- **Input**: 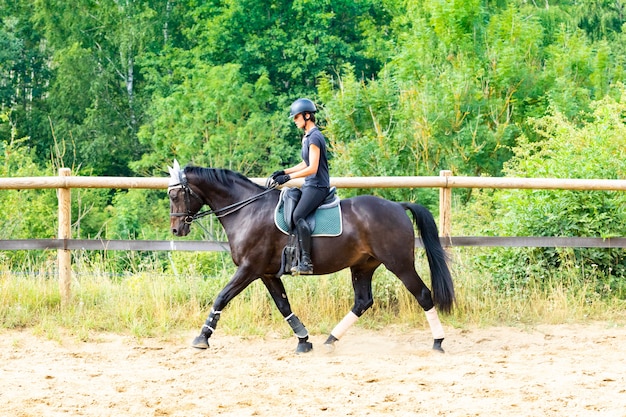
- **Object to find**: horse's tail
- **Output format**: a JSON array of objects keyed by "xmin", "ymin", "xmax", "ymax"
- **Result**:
[{"xmin": 401, "ymin": 202, "xmax": 455, "ymax": 313}]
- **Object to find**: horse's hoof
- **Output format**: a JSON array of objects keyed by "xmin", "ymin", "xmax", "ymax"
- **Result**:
[
  {"xmin": 296, "ymin": 341, "xmax": 313, "ymax": 353},
  {"xmin": 323, "ymin": 334, "xmax": 338, "ymax": 353},
  {"xmin": 191, "ymin": 335, "xmax": 209, "ymax": 349},
  {"xmin": 432, "ymin": 338, "xmax": 445, "ymax": 353}
]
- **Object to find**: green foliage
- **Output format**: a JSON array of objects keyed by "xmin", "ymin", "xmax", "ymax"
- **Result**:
[
  {"xmin": 134, "ymin": 63, "xmax": 291, "ymax": 176},
  {"xmin": 573, "ymin": 0, "xmax": 626, "ymax": 41},
  {"xmin": 0, "ymin": 164, "xmax": 55, "ymax": 239},
  {"xmin": 466, "ymin": 90, "xmax": 626, "ymax": 296},
  {"xmin": 318, "ymin": 64, "xmax": 438, "ymax": 205},
  {"xmin": 317, "ymin": 0, "xmax": 626, "ymax": 209},
  {"xmin": 30, "ymin": 0, "xmax": 173, "ymax": 175},
  {"xmin": 0, "ymin": 19, "xmax": 23, "ymax": 113},
  {"xmin": 184, "ymin": 0, "xmax": 391, "ymax": 96},
  {"xmin": 320, "ymin": 1, "xmax": 521, "ymax": 183},
  {"xmin": 0, "ymin": 130, "xmax": 57, "ymax": 269},
  {"xmin": 0, "ymin": 0, "xmax": 52, "ymax": 157},
  {"xmin": 105, "ymin": 190, "xmax": 170, "ymax": 240}
]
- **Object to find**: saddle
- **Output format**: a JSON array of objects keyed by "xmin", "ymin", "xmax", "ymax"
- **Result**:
[
  {"xmin": 274, "ymin": 187, "xmax": 342, "ymax": 277},
  {"xmin": 274, "ymin": 187, "xmax": 342, "ymax": 236}
]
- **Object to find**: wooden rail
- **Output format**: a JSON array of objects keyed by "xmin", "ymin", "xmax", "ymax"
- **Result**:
[
  {"xmin": 2, "ymin": 168, "xmax": 626, "ymax": 301},
  {"xmin": 3, "ymin": 173, "xmax": 626, "ymax": 190}
]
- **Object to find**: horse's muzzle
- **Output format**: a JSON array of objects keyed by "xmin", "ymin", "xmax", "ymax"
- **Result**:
[{"xmin": 171, "ymin": 221, "xmax": 190, "ymax": 237}]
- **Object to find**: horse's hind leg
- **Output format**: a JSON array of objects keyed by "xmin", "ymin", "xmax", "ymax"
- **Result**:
[
  {"xmin": 324, "ymin": 264, "xmax": 377, "ymax": 350},
  {"xmin": 388, "ymin": 265, "xmax": 446, "ymax": 353},
  {"xmin": 261, "ymin": 274, "xmax": 312, "ymax": 353}
]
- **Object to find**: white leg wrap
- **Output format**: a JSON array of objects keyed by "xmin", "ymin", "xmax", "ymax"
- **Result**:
[
  {"xmin": 425, "ymin": 307, "xmax": 445, "ymax": 340},
  {"xmin": 330, "ymin": 311, "xmax": 359, "ymax": 340}
]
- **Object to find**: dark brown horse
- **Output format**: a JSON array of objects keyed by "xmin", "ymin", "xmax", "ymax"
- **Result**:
[{"xmin": 168, "ymin": 161, "xmax": 455, "ymax": 353}]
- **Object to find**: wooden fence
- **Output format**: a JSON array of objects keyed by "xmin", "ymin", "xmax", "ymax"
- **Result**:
[{"xmin": 2, "ymin": 168, "xmax": 626, "ymax": 303}]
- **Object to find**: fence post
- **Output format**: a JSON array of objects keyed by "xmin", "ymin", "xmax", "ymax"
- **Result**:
[
  {"xmin": 439, "ymin": 170, "xmax": 452, "ymax": 244},
  {"xmin": 57, "ymin": 168, "xmax": 71, "ymax": 305}
]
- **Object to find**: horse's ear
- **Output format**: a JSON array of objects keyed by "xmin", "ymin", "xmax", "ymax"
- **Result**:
[
  {"xmin": 168, "ymin": 162, "xmax": 179, "ymax": 186},
  {"xmin": 173, "ymin": 159, "xmax": 181, "ymax": 172}
]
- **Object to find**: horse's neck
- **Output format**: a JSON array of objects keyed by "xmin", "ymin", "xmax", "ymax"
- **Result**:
[
  {"xmin": 193, "ymin": 173, "xmax": 276, "ymax": 243},
  {"xmin": 193, "ymin": 172, "xmax": 262, "ymax": 211}
]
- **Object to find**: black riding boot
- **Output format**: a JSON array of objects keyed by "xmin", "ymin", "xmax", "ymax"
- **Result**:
[{"xmin": 292, "ymin": 219, "xmax": 313, "ymax": 275}]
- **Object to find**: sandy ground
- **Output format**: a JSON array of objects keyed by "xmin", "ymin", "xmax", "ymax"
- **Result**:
[{"xmin": 1, "ymin": 323, "xmax": 625, "ymax": 417}]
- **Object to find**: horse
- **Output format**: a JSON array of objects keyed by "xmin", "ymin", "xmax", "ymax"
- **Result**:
[{"xmin": 167, "ymin": 161, "xmax": 455, "ymax": 353}]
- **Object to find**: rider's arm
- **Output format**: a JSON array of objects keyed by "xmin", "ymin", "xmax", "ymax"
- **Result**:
[
  {"xmin": 285, "ymin": 161, "xmax": 307, "ymax": 175},
  {"xmin": 286, "ymin": 144, "xmax": 320, "ymax": 179}
]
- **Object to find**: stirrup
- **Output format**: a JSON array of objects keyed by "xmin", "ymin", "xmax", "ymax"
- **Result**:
[
  {"xmin": 290, "ymin": 260, "xmax": 313, "ymax": 275},
  {"xmin": 297, "ymin": 260, "xmax": 313, "ymax": 275},
  {"xmin": 289, "ymin": 265, "xmax": 310, "ymax": 275}
]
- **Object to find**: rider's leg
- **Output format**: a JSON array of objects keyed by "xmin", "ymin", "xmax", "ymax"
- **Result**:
[
  {"xmin": 291, "ymin": 186, "xmax": 328, "ymax": 275},
  {"xmin": 295, "ymin": 218, "xmax": 313, "ymax": 274}
]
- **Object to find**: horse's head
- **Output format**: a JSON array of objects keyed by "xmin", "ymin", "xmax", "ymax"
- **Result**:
[{"xmin": 168, "ymin": 160, "xmax": 204, "ymax": 236}]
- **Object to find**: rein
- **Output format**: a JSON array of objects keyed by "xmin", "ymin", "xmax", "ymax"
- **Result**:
[{"xmin": 169, "ymin": 174, "xmax": 277, "ymax": 224}]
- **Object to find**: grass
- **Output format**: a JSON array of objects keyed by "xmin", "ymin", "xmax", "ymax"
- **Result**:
[{"xmin": 1, "ymin": 248, "xmax": 625, "ymax": 343}]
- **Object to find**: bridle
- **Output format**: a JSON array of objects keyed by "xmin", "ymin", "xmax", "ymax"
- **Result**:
[{"xmin": 168, "ymin": 170, "xmax": 277, "ymax": 224}]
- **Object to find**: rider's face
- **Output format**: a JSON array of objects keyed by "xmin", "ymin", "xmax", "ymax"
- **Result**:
[{"xmin": 293, "ymin": 113, "xmax": 305, "ymax": 129}]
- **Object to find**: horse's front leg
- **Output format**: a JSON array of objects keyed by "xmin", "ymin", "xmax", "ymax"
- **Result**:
[
  {"xmin": 192, "ymin": 267, "xmax": 258, "ymax": 349},
  {"xmin": 261, "ymin": 274, "xmax": 313, "ymax": 353}
]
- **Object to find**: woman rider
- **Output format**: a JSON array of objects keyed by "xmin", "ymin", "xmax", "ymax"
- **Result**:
[{"xmin": 271, "ymin": 98, "xmax": 330, "ymax": 275}]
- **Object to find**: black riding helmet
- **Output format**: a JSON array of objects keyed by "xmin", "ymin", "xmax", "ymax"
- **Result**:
[{"xmin": 289, "ymin": 98, "xmax": 317, "ymax": 118}]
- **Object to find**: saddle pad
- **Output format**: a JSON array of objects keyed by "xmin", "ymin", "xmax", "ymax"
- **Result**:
[{"xmin": 274, "ymin": 199, "xmax": 343, "ymax": 237}]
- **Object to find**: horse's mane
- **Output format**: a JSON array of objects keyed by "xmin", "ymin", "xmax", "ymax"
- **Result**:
[{"xmin": 184, "ymin": 166, "xmax": 266, "ymax": 190}]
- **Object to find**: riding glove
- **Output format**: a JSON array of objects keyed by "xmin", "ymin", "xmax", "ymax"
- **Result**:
[
  {"xmin": 270, "ymin": 170, "xmax": 285, "ymax": 180},
  {"xmin": 274, "ymin": 174, "xmax": 291, "ymax": 185}
]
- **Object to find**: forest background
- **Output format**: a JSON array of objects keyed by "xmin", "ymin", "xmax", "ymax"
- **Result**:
[{"xmin": 2, "ymin": 0, "xmax": 626, "ymax": 310}]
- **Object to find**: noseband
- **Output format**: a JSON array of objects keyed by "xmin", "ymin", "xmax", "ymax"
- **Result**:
[{"xmin": 168, "ymin": 170, "xmax": 277, "ymax": 223}]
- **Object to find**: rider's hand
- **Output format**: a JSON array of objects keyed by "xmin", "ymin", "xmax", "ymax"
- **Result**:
[
  {"xmin": 270, "ymin": 170, "xmax": 285, "ymax": 180},
  {"xmin": 274, "ymin": 174, "xmax": 291, "ymax": 185}
]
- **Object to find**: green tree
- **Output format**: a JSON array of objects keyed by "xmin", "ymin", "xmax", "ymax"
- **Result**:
[
  {"xmin": 0, "ymin": 0, "xmax": 52, "ymax": 157},
  {"xmin": 31, "ymin": 0, "xmax": 187, "ymax": 175},
  {"xmin": 185, "ymin": 0, "xmax": 393, "ymax": 97},
  {"xmin": 573, "ymin": 0, "xmax": 626, "ymax": 41},
  {"xmin": 134, "ymin": 63, "xmax": 291, "ymax": 176},
  {"xmin": 320, "ymin": 0, "xmax": 626, "ymax": 184}
]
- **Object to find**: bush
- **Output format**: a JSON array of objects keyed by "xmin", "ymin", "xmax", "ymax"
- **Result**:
[{"xmin": 465, "ymin": 87, "xmax": 626, "ymax": 298}]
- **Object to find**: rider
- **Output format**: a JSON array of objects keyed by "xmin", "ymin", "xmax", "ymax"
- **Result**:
[{"xmin": 271, "ymin": 98, "xmax": 330, "ymax": 275}]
